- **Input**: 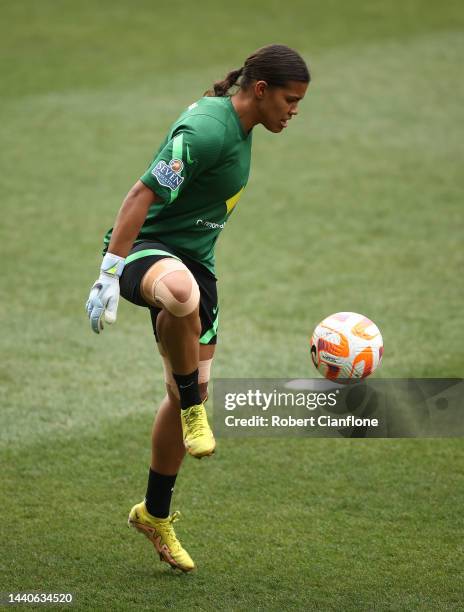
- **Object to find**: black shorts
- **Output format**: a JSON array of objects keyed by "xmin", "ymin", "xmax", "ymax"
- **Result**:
[{"xmin": 119, "ymin": 241, "xmax": 218, "ymax": 345}]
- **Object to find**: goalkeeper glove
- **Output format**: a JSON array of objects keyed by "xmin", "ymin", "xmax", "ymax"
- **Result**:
[{"xmin": 86, "ymin": 252, "xmax": 125, "ymax": 334}]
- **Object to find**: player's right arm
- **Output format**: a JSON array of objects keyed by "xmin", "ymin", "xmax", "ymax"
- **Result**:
[
  {"xmin": 107, "ymin": 180, "xmax": 160, "ymax": 258},
  {"xmin": 86, "ymin": 181, "xmax": 160, "ymax": 334}
]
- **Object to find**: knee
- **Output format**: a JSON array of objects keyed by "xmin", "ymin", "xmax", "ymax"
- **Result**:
[
  {"xmin": 157, "ymin": 269, "xmax": 200, "ymax": 317},
  {"xmin": 141, "ymin": 259, "xmax": 200, "ymax": 317},
  {"xmin": 161, "ymin": 270, "xmax": 199, "ymax": 308}
]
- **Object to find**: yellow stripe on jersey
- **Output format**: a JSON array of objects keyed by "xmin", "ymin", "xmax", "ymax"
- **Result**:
[{"xmin": 226, "ymin": 186, "xmax": 244, "ymax": 214}]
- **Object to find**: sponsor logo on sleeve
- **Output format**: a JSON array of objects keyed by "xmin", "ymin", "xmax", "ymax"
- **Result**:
[{"xmin": 151, "ymin": 158, "xmax": 184, "ymax": 191}]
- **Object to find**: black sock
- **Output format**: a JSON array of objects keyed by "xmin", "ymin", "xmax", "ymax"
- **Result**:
[
  {"xmin": 145, "ymin": 468, "xmax": 177, "ymax": 519},
  {"xmin": 172, "ymin": 369, "xmax": 201, "ymax": 410}
]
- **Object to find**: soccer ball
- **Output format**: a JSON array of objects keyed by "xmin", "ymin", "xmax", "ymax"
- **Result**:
[{"xmin": 310, "ymin": 312, "xmax": 383, "ymax": 381}]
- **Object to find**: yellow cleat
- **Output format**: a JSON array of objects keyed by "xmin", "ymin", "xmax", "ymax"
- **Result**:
[
  {"xmin": 181, "ymin": 403, "xmax": 216, "ymax": 458},
  {"xmin": 128, "ymin": 501, "xmax": 195, "ymax": 572}
]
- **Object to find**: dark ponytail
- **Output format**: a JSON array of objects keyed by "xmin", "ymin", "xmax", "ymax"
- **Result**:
[
  {"xmin": 204, "ymin": 67, "xmax": 243, "ymax": 97},
  {"xmin": 204, "ymin": 44, "xmax": 310, "ymax": 97}
]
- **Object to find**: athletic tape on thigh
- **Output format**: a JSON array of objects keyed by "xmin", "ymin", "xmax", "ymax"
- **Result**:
[{"xmin": 142, "ymin": 258, "xmax": 199, "ymax": 317}]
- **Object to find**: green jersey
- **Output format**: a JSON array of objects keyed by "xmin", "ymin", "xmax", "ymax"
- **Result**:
[{"xmin": 103, "ymin": 96, "xmax": 253, "ymax": 274}]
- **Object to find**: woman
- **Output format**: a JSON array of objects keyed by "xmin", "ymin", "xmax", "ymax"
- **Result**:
[{"xmin": 86, "ymin": 44, "xmax": 310, "ymax": 572}]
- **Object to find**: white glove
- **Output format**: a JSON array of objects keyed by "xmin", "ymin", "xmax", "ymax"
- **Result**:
[{"xmin": 86, "ymin": 253, "xmax": 125, "ymax": 334}]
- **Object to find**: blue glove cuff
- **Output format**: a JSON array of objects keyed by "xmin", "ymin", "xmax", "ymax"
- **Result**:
[{"xmin": 101, "ymin": 252, "xmax": 125, "ymax": 277}]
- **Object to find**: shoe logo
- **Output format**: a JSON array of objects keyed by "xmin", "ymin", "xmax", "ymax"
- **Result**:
[
  {"xmin": 186, "ymin": 144, "xmax": 195, "ymax": 165},
  {"xmin": 212, "ymin": 306, "xmax": 218, "ymax": 315}
]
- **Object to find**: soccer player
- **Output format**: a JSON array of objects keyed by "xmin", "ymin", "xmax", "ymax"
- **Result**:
[{"xmin": 86, "ymin": 44, "xmax": 310, "ymax": 572}]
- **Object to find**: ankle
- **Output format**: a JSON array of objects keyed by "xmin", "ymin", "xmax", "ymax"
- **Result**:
[{"xmin": 173, "ymin": 369, "xmax": 201, "ymax": 409}]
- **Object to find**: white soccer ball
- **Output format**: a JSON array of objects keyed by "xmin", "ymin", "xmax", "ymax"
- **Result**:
[{"xmin": 310, "ymin": 312, "xmax": 383, "ymax": 380}]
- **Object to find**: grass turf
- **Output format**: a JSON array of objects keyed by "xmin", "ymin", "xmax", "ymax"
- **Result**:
[{"xmin": 1, "ymin": 0, "xmax": 463, "ymax": 609}]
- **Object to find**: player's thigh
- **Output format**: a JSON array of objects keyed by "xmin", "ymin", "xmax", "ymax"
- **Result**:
[{"xmin": 119, "ymin": 241, "xmax": 185, "ymax": 308}]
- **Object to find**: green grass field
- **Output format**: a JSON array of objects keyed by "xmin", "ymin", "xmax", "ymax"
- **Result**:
[{"xmin": 1, "ymin": 1, "xmax": 463, "ymax": 609}]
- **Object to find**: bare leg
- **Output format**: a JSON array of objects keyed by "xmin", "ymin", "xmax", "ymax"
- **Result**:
[
  {"xmin": 156, "ymin": 307, "xmax": 201, "ymax": 374},
  {"xmin": 150, "ymin": 391, "xmax": 185, "ymax": 475}
]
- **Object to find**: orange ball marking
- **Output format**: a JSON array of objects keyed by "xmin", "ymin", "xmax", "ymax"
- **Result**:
[
  {"xmin": 350, "ymin": 347, "xmax": 374, "ymax": 378},
  {"xmin": 351, "ymin": 317, "xmax": 379, "ymax": 341},
  {"xmin": 318, "ymin": 326, "xmax": 350, "ymax": 358}
]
